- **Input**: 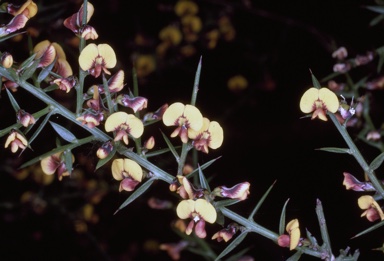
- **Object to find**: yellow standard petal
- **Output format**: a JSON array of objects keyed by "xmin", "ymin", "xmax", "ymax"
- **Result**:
[
  {"xmin": 299, "ymin": 87, "xmax": 318, "ymax": 113},
  {"xmin": 184, "ymin": 104, "xmax": 203, "ymax": 131},
  {"xmin": 111, "ymin": 158, "xmax": 124, "ymax": 181},
  {"xmin": 97, "ymin": 44, "xmax": 117, "ymax": 68},
  {"xmin": 208, "ymin": 121, "xmax": 224, "ymax": 149},
  {"xmin": 176, "ymin": 199, "xmax": 195, "ymax": 219},
  {"xmin": 163, "ymin": 102, "xmax": 185, "ymax": 126},
  {"xmin": 79, "ymin": 43, "xmax": 98, "ymax": 71},
  {"xmin": 318, "ymin": 87, "xmax": 339, "ymax": 113},
  {"xmin": 105, "ymin": 111, "xmax": 129, "ymax": 132},
  {"xmin": 126, "ymin": 114, "xmax": 144, "ymax": 138},
  {"xmin": 195, "ymin": 199, "xmax": 217, "ymax": 223},
  {"xmin": 358, "ymin": 195, "xmax": 374, "ymax": 209},
  {"xmin": 123, "ymin": 159, "xmax": 143, "ymax": 182}
]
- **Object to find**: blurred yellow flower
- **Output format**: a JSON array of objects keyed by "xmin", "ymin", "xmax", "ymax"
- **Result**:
[
  {"xmin": 227, "ymin": 75, "xmax": 248, "ymax": 93},
  {"xmin": 175, "ymin": 0, "xmax": 198, "ymax": 17}
]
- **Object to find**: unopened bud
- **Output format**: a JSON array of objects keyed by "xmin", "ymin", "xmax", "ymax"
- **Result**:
[
  {"xmin": 1, "ymin": 52, "xmax": 13, "ymax": 68},
  {"xmin": 144, "ymin": 136, "xmax": 155, "ymax": 150},
  {"xmin": 96, "ymin": 141, "xmax": 114, "ymax": 159}
]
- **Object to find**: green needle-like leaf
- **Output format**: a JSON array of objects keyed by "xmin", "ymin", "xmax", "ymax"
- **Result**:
[
  {"xmin": 186, "ymin": 156, "xmax": 221, "ymax": 178},
  {"xmin": 286, "ymin": 250, "xmax": 303, "ymax": 261},
  {"xmin": 20, "ymin": 57, "xmax": 39, "ymax": 80},
  {"xmin": 279, "ymin": 198, "xmax": 290, "ymax": 235},
  {"xmin": 224, "ymin": 247, "xmax": 252, "ymax": 261},
  {"xmin": 198, "ymin": 165, "xmax": 211, "ymax": 192},
  {"xmin": 214, "ymin": 199, "xmax": 241, "ymax": 208},
  {"xmin": 248, "ymin": 180, "xmax": 276, "ymax": 220},
  {"xmin": 215, "ymin": 230, "xmax": 249, "ymax": 261},
  {"xmin": 364, "ymin": 5, "xmax": 384, "ymax": 14},
  {"xmin": 28, "ymin": 111, "xmax": 54, "ymax": 144},
  {"xmin": 351, "ymin": 220, "xmax": 384, "ymax": 239},
  {"xmin": 370, "ymin": 152, "xmax": 384, "ymax": 171},
  {"xmin": 316, "ymin": 147, "xmax": 352, "ymax": 154},
  {"xmin": 5, "ymin": 88, "xmax": 21, "ymax": 112},
  {"xmin": 310, "ymin": 71, "xmax": 322, "ymax": 89},
  {"xmin": 19, "ymin": 136, "xmax": 95, "ymax": 169},
  {"xmin": 37, "ymin": 58, "xmax": 55, "ymax": 83},
  {"xmin": 160, "ymin": 130, "xmax": 179, "ymax": 160},
  {"xmin": 49, "ymin": 121, "xmax": 77, "ymax": 143},
  {"xmin": 114, "ymin": 177, "xmax": 155, "ymax": 214}
]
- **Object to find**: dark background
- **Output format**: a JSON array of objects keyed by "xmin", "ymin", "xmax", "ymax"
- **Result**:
[{"xmin": 1, "ymin": 0, "xmax": 384, "ymax": 260}]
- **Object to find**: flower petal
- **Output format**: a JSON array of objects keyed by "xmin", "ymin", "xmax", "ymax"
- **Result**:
[
  {"xmin": 163, "ymin": 102, "xmax": 185, "ymax": 126},
  {"xmin": 126, "ymin": 114, "xmax": 144, "ymax": 138},
  {"xmin": 176, "ymin": 199, "xmax": 195, "ymax": 219},
  {"xmin": 195, "ymin": 199, "xmax": 217, "ymax": 224},
  {"xmin": 299, "ymin": 87, "xmax": 318, "ymax": 113},
  {"xmin": 208, "ymin": 121, "xmax": 224, "ymax": 149},
  {"xmin": 111, "ymin": 158, "xmax": 124, "ymax": 181},
  {"xmin": 79, "ymin": 43, "xmax": 98, "ymax": 71},
  {"xmin": 358, "ymin": 195, "xmax": 374, "ymax": 210},
  {"xmin": 105, "ymin": 111, "xmax": 129, "ymax": 132},
  {"xmin": 184, "ymin": 104, "xmax": 203, "ymax": 131},
  {"xmin": 97, "ymin": 44, "xmax": 116, "ymax": 68},
  {"xmin": 123, "ymin": 159, "xmax": 143, "ymax": 182},
  {"xmin": 41, "ymin": 152, "xmax": 61, "ymax": 175},
  {"xmin": 318, "ymin": 87, "xmax": 339, "ymax": 113}
]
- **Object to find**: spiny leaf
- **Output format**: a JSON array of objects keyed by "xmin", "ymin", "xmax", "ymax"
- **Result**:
[
  {"xmin": 248, "ymin": 180, "xmax": 276, "ymax": 220},
  {"xmin": 186, "ymin": 156, "xmax": 221, "ymax": 178},
  {"xmin": 370, "ymin": 152, "xmax": 384, "ymax": 171},
  {"xmin": 37, "ymin": 58, "xmax": 56, "ymax": 83},
  {"xmin": 310, "ymin": 70, "xmax": 322, "ymax": 89},
  {"xmin": 215, "ymin": 230, "xmax": 249, "ymax": 261},
  {"xmin": 28, "ymin": 111, "xmax": 54, "ymax": 145},
  {"xmin": 145, "ymin": 146, "xmax": 180, "ymax": 158},
  {"xmin": 19, "ymin": 136, "xmax": 94, "ymax": 169},
  {"xmin": 160, "ymin": 129, "xmax": 179, "ymax": 161},
  {"xmin": 0, "ymin": 65, "xmax": 18, "ymax": 82},
  {"xmin": 365, "ymin": 5, "xmax": 384, "ymax": 14},
  {"xmin": 224, "ymin": 247, "xmax": 253, "ymax": 261},
  {"xmin": 198, "ymin": 164, "xmax": 211, "ymax": 192},
  {"xmin": 286, "ymin": 250, "xmax": 303, "ymax": 261},
  {"xmin": 279, "ymin": 198, "xmax": 290, "ymax": 235},
  {"xmin": 370, "ymin": 14, "xmax": 384, "ymax": 26},
  {"xmin": 316, "ymin": 147, "xmax": 351, "ymax": 154},
  {"xmin": 49, "ymin": 121, "xmax": 77, "ymax": 143},
  {"xmin": 5, "ymin": 88, "xmax": 20, "ymax": 112},
  {"xmin": 214, "ymin": 199, "xmax": 241, "ymax": 208},
  {"xmin": 114, "ymin": 178, "xmax": 155, "ymax": 214},
  {"xmin": 351, "ymin": 220, "xmax": 384, "ymax": 239}
]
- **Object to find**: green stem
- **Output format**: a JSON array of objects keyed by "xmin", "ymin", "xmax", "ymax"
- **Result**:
[
  {"xmin": 177, "ymin": 142, "xmax": 191, "ymax": 175},
  {"xmin": 329, "ymin": 113, "xmax": 384, "ymax": 198},
  {"xmin": 316, "ymin": 199, "xmax": 332, "ymax": 257}
]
